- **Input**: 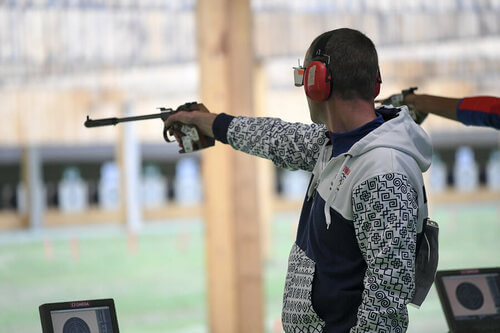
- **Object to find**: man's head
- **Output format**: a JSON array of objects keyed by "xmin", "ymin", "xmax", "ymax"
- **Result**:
[{"xmin": 304, "ymin": 28, "xmax": 380, "ymax": 103}]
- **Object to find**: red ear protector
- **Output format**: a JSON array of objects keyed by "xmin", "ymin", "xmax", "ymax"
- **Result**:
[
  {"xmin": 304, "ymin": 59, "xmax": 332, "ymax": 102},
  {"xmin": 303, "ymin": 33, "xmax": 332, "ymax": 102},
  {"xmin": 293, "ymin": 34, "xmax": 382, "ymax": 101}
]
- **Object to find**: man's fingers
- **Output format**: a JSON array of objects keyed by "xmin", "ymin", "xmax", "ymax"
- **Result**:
[
  {"xmin": 174, "ymin": 132, "xmax": 182, "ymax": 144},
  {"xmin": 165, "ymin": 111, "xmax": 191, "ymax": 128},
  {"xmin": 163, "ymin": 107, "xmax": 216, "ymax": 139}
]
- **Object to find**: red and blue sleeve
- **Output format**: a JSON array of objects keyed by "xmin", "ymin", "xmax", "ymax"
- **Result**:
[{"xmin": 456, "ymin": 96, "xmax": 500, "ymax": 129}]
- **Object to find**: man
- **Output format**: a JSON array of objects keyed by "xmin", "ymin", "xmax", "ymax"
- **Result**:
[{"xmin": 167, "ymin": 28, "xmax": 433, "ymax": 332}]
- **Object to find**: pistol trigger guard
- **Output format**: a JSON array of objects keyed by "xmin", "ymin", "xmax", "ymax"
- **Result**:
[{"xmin": 163, "ymin": 125, "xmax": 176, "ymax": 143}]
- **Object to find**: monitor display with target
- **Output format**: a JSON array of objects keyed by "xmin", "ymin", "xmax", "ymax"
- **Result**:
[
  {"xmin": 435, "ymin": 268, "xmax": 500, "ymax": 333},
  {"xmin": 39, "ymin": 299, "xmax": 119, "ymax": 333}
]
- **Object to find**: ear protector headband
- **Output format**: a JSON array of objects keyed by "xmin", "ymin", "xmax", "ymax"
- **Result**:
[{"xmin": 293, "ymin": 34, "xmax": 382, "ymax": 102}]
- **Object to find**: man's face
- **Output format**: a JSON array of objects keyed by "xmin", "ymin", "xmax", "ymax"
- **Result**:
[{"xmin": 307, "ymin": 97, "xmax": 326, "ymax": 124}]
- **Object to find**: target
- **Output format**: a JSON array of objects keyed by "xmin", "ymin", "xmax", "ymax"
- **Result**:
[{"xmin": 62, "ymin": 317, "xmax": 91, "ymax": 333}]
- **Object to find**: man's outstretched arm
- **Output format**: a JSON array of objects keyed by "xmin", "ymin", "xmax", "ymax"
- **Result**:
[{"xmin": 166, "ymin": 106, "xmax": 328, "ymax": 171}]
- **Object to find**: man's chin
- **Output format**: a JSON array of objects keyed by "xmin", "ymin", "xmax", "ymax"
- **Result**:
[{"xmin": 310, "ymin": 115, "xmax": 322, "ymax": 125}]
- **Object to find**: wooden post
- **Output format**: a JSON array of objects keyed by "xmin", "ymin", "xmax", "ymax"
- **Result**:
[
  {"xmin": 117, "ymin": 102, "xmax": 142, "ymax": 232},
  {"xmin": 197, "ymin": 1, "xmax": 264, "ymax": 332},
  {"xmin": 255, "ymin": 62, "xmax": 273, "ymax": 261},
  {"xmin": 22, "ymin": 145, "xmax": 44, "ymax": 230}
]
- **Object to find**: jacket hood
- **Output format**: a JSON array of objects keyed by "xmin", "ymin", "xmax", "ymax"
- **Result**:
[
  {"xmin": 311, "ymin": 105, "xmax": 433, "ymax": 230},
  {"xmin": 347, "ymin": 106, "xmax": 432, "ymax": 173}
]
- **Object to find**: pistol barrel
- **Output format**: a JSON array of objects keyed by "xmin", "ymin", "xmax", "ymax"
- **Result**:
[
  {"xmin": 84, "ymin": 116, "xmax": 119, "ymax": 127},
  {"xmin": 85, "ymin": 113, "xmax": 169, "ymax": 128}
]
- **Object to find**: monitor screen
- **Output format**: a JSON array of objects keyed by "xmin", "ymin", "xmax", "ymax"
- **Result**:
[
  {"xmin": 441, "ymin": 272, "xmax": 500, "ymax": 321},
  {"xmin": 436, "ymin": 268, "xmax": 500, "ymax": 333},
  {"xmin": 40, "ymin": 299, "xmax": 119, "ymax": 333}
]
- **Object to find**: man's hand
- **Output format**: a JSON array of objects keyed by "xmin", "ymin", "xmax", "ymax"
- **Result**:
[
  {"xmin": 402, "ymin": 91, "xmax": 428, "ymax": 125},
  {"xmin": 165, "ymin": 103, "xmax": 218, "ymax": 150}
]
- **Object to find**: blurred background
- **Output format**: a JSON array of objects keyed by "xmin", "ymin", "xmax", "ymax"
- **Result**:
[{"xmin": 0, "ymin": 0, "xmax": 499, "ymax": 332}]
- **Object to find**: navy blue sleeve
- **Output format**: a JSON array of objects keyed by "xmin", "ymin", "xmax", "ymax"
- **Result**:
[{"xmin": 212, "ymin": 113, "xmax": 235, "ymax": 144}]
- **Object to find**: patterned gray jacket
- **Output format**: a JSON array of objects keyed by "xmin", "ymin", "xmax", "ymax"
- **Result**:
[{"xmin": 214, "ymin": 106, "xmax": 434, "ymax": 332}]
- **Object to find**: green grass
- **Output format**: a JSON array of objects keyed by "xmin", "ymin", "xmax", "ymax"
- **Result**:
[
  {"xmin": 0, "ymin": 223, "xmax": 207, "ymax": 333},
  {"xmin": 407, "ymin": 202, "xmax": 500, "ymax": 332},
  {"xmin": 0, "ymin": 202, "xmax": 499, "ymax": 332}
]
